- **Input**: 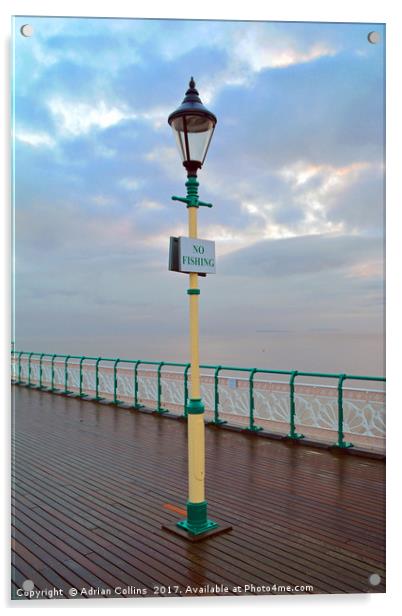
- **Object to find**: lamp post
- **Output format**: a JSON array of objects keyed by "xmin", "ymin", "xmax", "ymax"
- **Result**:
[{"xmin": 166, "ymin": 78, "xmax": 228, "ymax": 538}]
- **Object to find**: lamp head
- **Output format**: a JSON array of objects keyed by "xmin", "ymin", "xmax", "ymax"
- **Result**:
[{"xmin": 168, "ymin": 78, "xmax": 217, "ymax": 176}]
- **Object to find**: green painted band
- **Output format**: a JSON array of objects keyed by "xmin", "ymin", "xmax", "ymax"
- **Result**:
[
  {"xmin": 187, "ymin": 500, "xmax": 208, "ymax": 525},
  {"xmin": 187, "ymin": 289, "xmax": 200, "ymax": 295},
  {"xmin": 186, "ymin": 398, "xmax": 205, "ymax": 414}
]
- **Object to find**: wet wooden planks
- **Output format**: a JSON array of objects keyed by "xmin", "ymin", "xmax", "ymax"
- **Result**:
[{"xmin": 11, "ymin": 385, "xmax": 385, "ymax": 599}]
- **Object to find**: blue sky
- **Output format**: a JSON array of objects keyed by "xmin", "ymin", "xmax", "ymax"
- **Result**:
[{"xmin": 12, "ymin": 17, "xmax": 385, "ymax": 373}]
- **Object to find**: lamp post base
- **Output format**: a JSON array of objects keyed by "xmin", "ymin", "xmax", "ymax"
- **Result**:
[
  {"xmin": 177, "ymin": 501, "xmax": 218, "ymax": 535},
  {"xmin": 162, "ymin": 500, "xmax": 232, "ymax": 541},
  {"xmin": 162, "ymin": 520, "xmax": 232, "ymax": 542},
  {"xmin": 177, "ymin": 517, "xmax": 218, "ymax": 534}
]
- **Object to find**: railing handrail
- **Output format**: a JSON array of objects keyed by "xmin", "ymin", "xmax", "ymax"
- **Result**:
[{"xmin": 11, "ymin": 349, "xmax": 385, "ymax": 383}]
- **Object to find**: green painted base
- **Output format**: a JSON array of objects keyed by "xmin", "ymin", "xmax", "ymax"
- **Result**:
[
  {"xmin": 287, "ymin": 432, "xmax": 305, "ymax": 440},
  {"xmin": 177, "ymin": 518, "xmax": 218, "ymax": 535},
  {"xmin": 210, "ymin": 419, "xmax": 227, "ymax": 426},
  {"xmin": 334, "ymin": 441, "xmax": 354, "ymax": 449},
  {"xmin": 246, "ymin": 425, "xmax": 263, "ymax": 432},
  {"xmin": 155, "ymin": 408, "xmax": 169, "ymax": 414},
  {"xmin": 132, "ymin": 404, "xmax": 144, "ymax": 410}
]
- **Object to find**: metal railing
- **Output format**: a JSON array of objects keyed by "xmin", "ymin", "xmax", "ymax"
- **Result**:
[{"xmin": 11, "ymin": 349, "xmax": 385, "ymax": 449}]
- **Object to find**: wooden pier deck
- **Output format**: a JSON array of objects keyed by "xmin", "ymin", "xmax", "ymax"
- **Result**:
[{"xmin": 11, "ymin": 385, "xmax": 385, "ymax": 599}]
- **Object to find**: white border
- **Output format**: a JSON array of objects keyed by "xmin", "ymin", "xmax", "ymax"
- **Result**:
[
  {"xmin": 2, "ymin": 1, "xmax": 401, "ymax": 613},
  {"xmin": 0, "ymin": 0, "xmax": 395, "ymax": 22}
]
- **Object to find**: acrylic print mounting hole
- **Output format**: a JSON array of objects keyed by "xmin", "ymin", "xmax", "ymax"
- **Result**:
[
  {"xmin": 20, "ymin": 24, "xmax": 33, "ymax": 37},
  {"xmin": 367, "ymin": 31, "xmax": 380, "ymax": 44}
]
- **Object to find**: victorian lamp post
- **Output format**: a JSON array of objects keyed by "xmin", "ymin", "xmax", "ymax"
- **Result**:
[{"xmin": 166, "ymin": 78, "xmax": 228, "ymax": 538}]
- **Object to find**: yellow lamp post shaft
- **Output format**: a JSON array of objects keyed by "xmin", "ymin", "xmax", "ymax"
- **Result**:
[
  {"xmin": 188, "ymin": 207, "xmax": 205, "ymax": 503},
  {"xmin": 188, "ymin": 207, "xmax": 200, "ymax": 398}
]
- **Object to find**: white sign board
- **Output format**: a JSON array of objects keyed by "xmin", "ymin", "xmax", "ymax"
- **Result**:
[{"xmin": 179, "ymin": 237, "xmax": 216, "ymax": 274}]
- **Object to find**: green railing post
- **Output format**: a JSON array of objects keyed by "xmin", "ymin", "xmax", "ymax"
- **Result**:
[
  {"xmin": 38, "ymin": 353, "xmax": 46, "ymax": 389},
  {"xmin": 212, "ymin": 366, "xmax": 226, "ymax": 425},
  {"xmin": 27, "ymin": 352, "xmax": 35, "ymax": 387},
  {"xmin": 11, "ymin": 347, "xmax": 16, "ymax": 382},
  {"xmin": 95, "ymin": 357, "xmax": 105, "ymax": 401},
  {"xmin": 247, "ymin": 369, "xmax": 263, "ymax": 432},
  {"xmin": 213, "ymin": 366, "xmax": 221, "ymax": 423},
  {"xmin": 133, "ymin": 360, "xmax": 144, "ymax": 409},
  {"xmin": 183, "ymin": 363, "xmax": 191, "ymax": 417},
  {"xmin": 335, "ymin": 374, "xmax": 353, "ymax": 448},
  {"xmin": 287, "ymin": 370, "xmax": 304, "ymax": 439},
  {"xmin": 50, "ymin": 354, "xmax": 58, "ymax": 392},
  {"xmin": 63, "ymin": 355, "xmax": 73, "ymax": 394},
  {"xmin": 156, "ymin": 362, "xmax": 168, "ymax": 414},
  {"xmin": 79, "ymin": 357, "xmax": 89, "ymax": 398},
  {"xmin": 17, "ymin": 351, "xmax": 25, "ymax": 384},
  {"xmin": 113, "ymin": 358, "xmax": 123, "ymax": 405}
]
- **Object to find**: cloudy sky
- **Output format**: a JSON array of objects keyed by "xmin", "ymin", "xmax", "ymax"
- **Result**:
[{"xmin": 12, "ymin": 17, "xmax": 385, "ymax": 374}]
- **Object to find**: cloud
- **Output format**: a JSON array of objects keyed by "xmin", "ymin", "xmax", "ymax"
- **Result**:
[
  {"xmin": 47, "ymin": 99, "xmax": 136, "ymax": 137},
  {"xmin": 118, "ymin": 177, "xmax": 143, "ymax": 191},
  {"xmin": 227, "ymin": 26, "xmax": 337, "ymax": 73},
  {"xmin": 15, "ymin": 130, "xmax": 56, "ymax": 148},
  {"xmin": 218, "ymin": 233, "xmax": 383, "ymax": 278},
  {"xmin": 201, "ymin": 233, "xmax": 384, "ymax": 341}
]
